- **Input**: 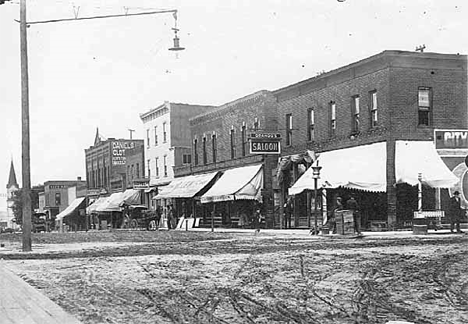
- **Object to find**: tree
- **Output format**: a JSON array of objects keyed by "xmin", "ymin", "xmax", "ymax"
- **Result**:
[{"xmin": 11, "ymin": 186, "xmax": 42, "ymax": 225}]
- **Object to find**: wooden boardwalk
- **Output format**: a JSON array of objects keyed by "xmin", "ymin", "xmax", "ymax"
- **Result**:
[{"xmin": 0, "ymin": 262, "xmax": 81, "ymax": 324}]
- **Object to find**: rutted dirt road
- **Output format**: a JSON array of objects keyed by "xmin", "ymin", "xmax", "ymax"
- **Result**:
[{"xmin": 1, "ymin": 230, "xmax": 467, "ymax": 323}]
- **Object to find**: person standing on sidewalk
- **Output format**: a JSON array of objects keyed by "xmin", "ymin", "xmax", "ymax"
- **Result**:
[
  {"xmin": 448, "ymin": 191, "xmax": 464, "ymax": 233},
  {"xmin": 346, "ymin": 195, "xmax": 361, "ymax": 235}
]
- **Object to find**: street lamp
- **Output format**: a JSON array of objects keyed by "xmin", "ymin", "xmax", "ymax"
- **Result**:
[{"xmin": 311, "ymin": 162, "xmax": 322, "ymax": 235}]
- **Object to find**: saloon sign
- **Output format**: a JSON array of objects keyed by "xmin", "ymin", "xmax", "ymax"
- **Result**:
[
  {"xmin": 249, "ymin": 133, "xmax": 282, "ymax": 154},
  {"xmin": 435, "ymin": 130, "xmax": 468, "ymax": 150},
  {"xmin": 111, "ymin": 141, "xmax": 135, "ymax": 165}
]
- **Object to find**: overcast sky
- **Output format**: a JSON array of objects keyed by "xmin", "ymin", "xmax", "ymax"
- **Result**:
[{"xmin": 1, "ymin": 0, "xmax": 466, "ymax": 208}]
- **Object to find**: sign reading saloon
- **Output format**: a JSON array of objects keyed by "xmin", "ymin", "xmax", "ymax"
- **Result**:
[
  {"xmin": 249, "ymin": 133, "xmax": 282, "ymax": 154},
  {"xmin": 111, "ymin": 141, "xmax": 135, "ymax": 165},
  {"xmin": 435, "ymin": 130, "xmax": 468, "ymax": 150}
]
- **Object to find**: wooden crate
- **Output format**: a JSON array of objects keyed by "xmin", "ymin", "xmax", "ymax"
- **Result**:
[{"xmin": 335, "ymin": 210, "xmax": 355, "ymax": 235}]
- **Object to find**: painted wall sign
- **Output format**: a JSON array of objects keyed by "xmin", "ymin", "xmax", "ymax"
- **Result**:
[
  {"xmin": 111, "ymin": 141, "xmax": 135, "ymax": 165},
  {"xmin": 435, "ymin": 130, "xmax": 468, "ymax": 149}
]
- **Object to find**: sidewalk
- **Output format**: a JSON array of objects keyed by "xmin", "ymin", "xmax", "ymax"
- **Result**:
[{"xmin": 0, "ymin": 261, "xmax": 82, "ymax": 324}]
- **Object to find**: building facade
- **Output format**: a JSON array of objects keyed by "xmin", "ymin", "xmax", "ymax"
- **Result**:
[
  {"xmin": 139, "ymin": 102, "xmax": 214, "ymax": 209},
  {"xmin": 275, "ymin": 50, "xmax": 467, "ymax": 228},
  {"xmin": 174, "ymin": 91, "xmax": 280, "ymax": 227},
  {"xmin": 42, "ymin": 178, "xmax": 87, "ymax": 218},
  {"xmin": 84, "ymin": 129, "xmax": 145, "ymax": 198}
]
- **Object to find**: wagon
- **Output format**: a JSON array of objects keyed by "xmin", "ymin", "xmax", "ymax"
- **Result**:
[{"xmin": 121, "ymin": 205, "xmax": 159, "ymax": 231}]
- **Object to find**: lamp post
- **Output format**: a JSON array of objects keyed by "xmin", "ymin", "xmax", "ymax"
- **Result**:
[
  {"xmin": 311, "ymin": 162, "xmax": 322, "ymax": 235},
  {"xmin": 418, "ymin": 172, "xmax": 423, "ymax": 213}
]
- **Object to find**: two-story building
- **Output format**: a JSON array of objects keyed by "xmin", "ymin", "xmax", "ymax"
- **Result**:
[{"xmin": 281, "ymin": 50, "xmax": 467, "ymax": 229}]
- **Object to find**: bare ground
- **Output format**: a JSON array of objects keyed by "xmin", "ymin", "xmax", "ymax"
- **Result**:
[{"xmin": 1, "ymin": 230, "xmax": 467, "ymax": 324}]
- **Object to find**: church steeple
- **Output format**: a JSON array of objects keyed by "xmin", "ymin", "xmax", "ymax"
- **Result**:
[{"xmin": 7, "ymin": 159, "xmax": 18, "ymax": 189}]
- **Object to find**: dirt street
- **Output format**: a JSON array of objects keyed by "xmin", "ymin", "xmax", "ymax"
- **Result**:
[{"xmin": 1, "ymin": 230, "xmax": 467, "ymax": 324}]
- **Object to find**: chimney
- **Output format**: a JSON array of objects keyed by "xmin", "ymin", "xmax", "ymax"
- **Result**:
[{"xmin": 77, "ymin": 176, "xmax": 82, "ymax": 181}]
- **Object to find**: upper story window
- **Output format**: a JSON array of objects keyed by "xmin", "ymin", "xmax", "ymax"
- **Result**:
[
  {"xmin": 193, "ymin": 139, "xmax": 199, "ymax": 166},
  {"xmin": 202, "ymin": 136, "xmax": 207, "ymax": 165},
  {"xmin": 55, "ymin": 192, "xmax": 61, "ymax": 206},
  {"xmin": 154, "ymin": 126, "xmax": 158, "ymax": 146},
  {"xmin": 147, "ymin": 159, "xmax": 151, "ymax": 178},
  {"xmin": 286, "ymin": 113, "xmax": 293, "ymax": 146},
  {"xmin": 230, "ymin": 128, "xmax": 236, "ymax": 159},
  {"xmin": 163, "ymin": 155, "xmax": 168, "ymax": 177},
  {"xmin": 241, "ymin": 124, "xmax": 247, "ymax": 156},
  {"xmin": 307, "ymin": 108, "xmax": 315, "ymax": 141},
  {"xmin": 155, "ymin": 158, "xmax": 159, "ymax": 177},
  {"xmin": 146, "ymin": 129, "xmax": 150, "ymax": 148},
  {"xmin": 253, "ymin": 118, "xmax": 259, "ymax": 131},
  {"xmin": 136, "ymin": 163, "xmax": 140, "ymax": 179},
  {"xmin": 418, "ymin": 87, "xmax": 431, "ymax": 126},
  {"xmin": 370, "ymin": 91, "xmax": 378, "ymax": 127},
  {"xmin": 163, "ymin": 122, "xmax": 167, "ymax": 143},
  {"xmin": 212, "ymin": 133, "xmax": 217, "ymax": 163},
  {"xmin": 330, "ymin": 102, "xmax": 336, "ymax": 136},
  {"xmin": 352, "ymin": 96, "xmax": 360, "ymax": 134}
]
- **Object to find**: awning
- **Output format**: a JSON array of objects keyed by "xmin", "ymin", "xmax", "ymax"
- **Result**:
[
  {"xmin": 395, "ymin": 140, "xmax": 459, "ymax": 188},
  {"xmin": 153, "ymin": 171, "xmax": 221, "ymax": 200},
  {"xmin": 56, "ymin": 197, "xmax": 86, "ymax": 221},
  {"xmin": 96, "ymin": 192, "xmax": 124, "ymax": 212},
  {"xmin": 200, "ymin": 164, "xmax": 263, "ymax": 203},
  {"xmin": 120, "ymin": 189, "xmax": 141, "ymax": 206},
  {"xmin": 86, "ymin": 196, "xmax": 107, "ymax": 214},
  {"xmin": 289, "ymin": 142, "xmax": 387, "ymax": 195}
]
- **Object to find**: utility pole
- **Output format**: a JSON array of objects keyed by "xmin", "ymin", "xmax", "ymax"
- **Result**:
[{"xmin": 20, "ymin": 0, "xmax": 32, "ymax": 252}]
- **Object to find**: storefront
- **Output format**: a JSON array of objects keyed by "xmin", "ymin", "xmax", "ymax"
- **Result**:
[
  {"xmin": 55, "ymin": 197, "xmax": 87, "ymax": 231},
  {"xmin": 153, "ymin": 171, "xmax": 221, "ymax": 228},
  {"xmin": 288, "ymin": 141, "xmax": 458, "ymax": 229},
  {"xmin": 200, "ymin": 164, "xmax": 264, "ymax": 228}
]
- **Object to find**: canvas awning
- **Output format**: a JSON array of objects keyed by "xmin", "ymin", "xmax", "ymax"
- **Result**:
[
  {"xmin": 154, "ymin": 171, "xmax": 221, "ymax": 200},
  {"xmin": 289, "ymin": 142, "xmax": 387, "ymax": 195},
  {"xmin": 96, "ymin": 192, "xmax": 124, "ymax": 212},
  {"xmin": 86, "ymin": 196, "xmax": 107, "ymax": 214},
  {"xmin": 56, "ymin": 197, "xmax": 86, "ymax": 221},
  {"xmin": 200, "ymin": 164, "xmax": 263, "ymax": 203},
  {"xmin": 395, "ymin": 140, "xmax": 459, "ymax": 188},
  {"xmin": 120, "ymin": 189, "xmax": 141, "ymax": 206}
]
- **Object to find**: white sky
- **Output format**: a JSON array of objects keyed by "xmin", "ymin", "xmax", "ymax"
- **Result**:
[{"xmin": 1, "ymin": 0, "xmax": 467, "ymax": 208}]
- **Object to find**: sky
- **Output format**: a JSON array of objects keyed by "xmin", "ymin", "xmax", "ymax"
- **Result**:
[{"xmin": 1, "ymin": 0, "xmax": 467, "ymax": 209}]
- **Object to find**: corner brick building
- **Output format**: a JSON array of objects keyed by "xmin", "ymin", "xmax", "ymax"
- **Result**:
[{"xmin": 276, "ymin": 50, "xmax": 467, "ymax": 228}]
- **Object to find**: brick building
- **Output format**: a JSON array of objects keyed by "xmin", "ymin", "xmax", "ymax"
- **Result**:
[
  {"xmin": 279, "ymin": 50, "xmax": 467, "ymax": 229},
  {"xmin": 172, "ymin": 91, "xmax": 280, "ymax": 227},
  {"xmin": 85, "ymin": 129, "xmax": 145, "ymax": 198},
  {"xmin": 42, "ymin": 178, "xmax": 87, "ymax": 219},
  {"xmin": 139, "ymin": 102, "xmax": 214, "ymax": 210}
]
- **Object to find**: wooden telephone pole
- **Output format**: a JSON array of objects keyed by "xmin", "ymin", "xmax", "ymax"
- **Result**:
[{"xmin": 20, "ymin": 0, "xmax": 32, "ymax": 252}]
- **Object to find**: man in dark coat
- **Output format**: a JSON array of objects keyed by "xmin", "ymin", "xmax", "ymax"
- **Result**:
[
  {"xmin": 448, "ymin": 191, "xmax": 464, "ymax": 233},
  {"xmin": 346, "ymin": 196, "xmax": 361, "ymax": 235}
]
